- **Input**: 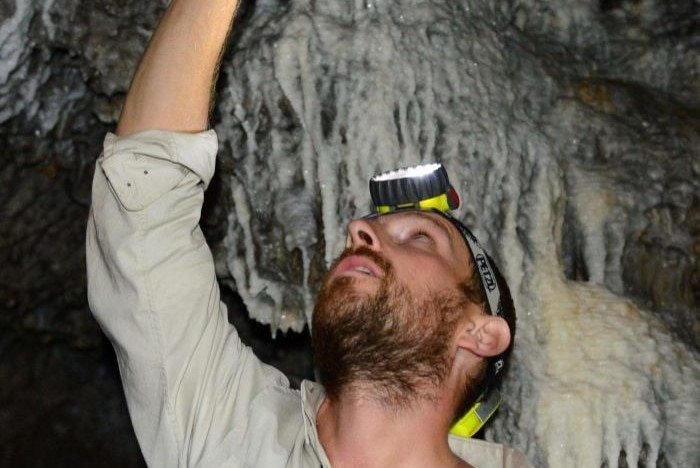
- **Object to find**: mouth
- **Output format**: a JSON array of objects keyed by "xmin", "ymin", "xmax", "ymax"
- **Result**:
[{"xmin": 331, "ymin": 254, "xmax": 383, "ymax": 280}]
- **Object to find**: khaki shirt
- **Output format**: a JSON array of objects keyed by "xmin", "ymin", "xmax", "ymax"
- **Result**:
[{"xmin": 86, "ymin": 130, "xmax": 533, "ymax": 468}]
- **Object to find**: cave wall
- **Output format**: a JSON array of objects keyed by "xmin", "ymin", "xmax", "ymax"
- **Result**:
[
  {"xmin": 0, "ymin": 0, "xmax": 698, "ymax": 466},
  {"xmin": 1, "ymin": 2, "xmax": 173, "ymax": 465},
  {"xmin": 216, "ymin": 1, "xmax": 699, "ymax": 465}
]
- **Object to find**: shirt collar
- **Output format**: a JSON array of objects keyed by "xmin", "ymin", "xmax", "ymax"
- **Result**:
[{"xmin": 300, "ymin": 380, "xmax": 332, "ymax": 467}]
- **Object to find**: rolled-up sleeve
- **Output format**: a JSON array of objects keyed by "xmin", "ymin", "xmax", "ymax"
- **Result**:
[{"xmin": 86, "ymin": 130, "xmax": 288, "ymax": 467}]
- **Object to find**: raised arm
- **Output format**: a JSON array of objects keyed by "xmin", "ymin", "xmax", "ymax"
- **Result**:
[
  {"xmin": 117, "ymin": 0, "xmax": 240, "ymax": 135},
  {"xmin": 87, "ymin": 1, "xmax": 300, "ymax": 466}
]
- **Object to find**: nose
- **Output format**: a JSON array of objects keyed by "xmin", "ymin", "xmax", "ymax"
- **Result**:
[{"xmin": 345, "ymin": 218, "xmax": 381, "ymax": 250}]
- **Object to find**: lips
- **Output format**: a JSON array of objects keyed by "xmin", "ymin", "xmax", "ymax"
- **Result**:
[{"xmin": 331, "ymin": 254, "xmax": 383, "ymax": 280}]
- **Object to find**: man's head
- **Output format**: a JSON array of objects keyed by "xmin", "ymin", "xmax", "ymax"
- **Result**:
[{"xmin": 312, "ymin": 208, "xmax": 514, "ymax": 416}]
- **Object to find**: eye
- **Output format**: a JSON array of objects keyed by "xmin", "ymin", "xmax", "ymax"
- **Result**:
[{"xmin": 410, "ymin": 229, "xmax": 433, "ymax": 243}]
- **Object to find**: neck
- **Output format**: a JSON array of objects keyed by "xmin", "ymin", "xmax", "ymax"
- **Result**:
[{"xmin": 317, "ymin": 388, "xmax": 471, "ymax": 468}]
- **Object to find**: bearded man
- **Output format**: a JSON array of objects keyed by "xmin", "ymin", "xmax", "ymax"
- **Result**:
[{"xmin": 86, "ymin": 0, "xmax": 533, "ymax": 466}]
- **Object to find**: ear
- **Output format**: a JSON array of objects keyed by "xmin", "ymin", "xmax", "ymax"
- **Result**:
[{"xmin": 455, "ymin": 315, "xmax": 511, "ymax": 358}]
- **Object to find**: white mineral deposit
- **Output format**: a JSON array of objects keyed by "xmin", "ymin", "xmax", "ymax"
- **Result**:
[{"xmin": 215, "ymin": 1, "xmax": 700, "ymax": 466}]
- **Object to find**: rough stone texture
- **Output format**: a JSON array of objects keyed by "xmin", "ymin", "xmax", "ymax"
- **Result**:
[
  {"xmin": 1, "ymin": 1, "xmax": 167, "ymax": 465},
  {"xmin": 0, "ymin": 0, "xmax": 697, "ymax": 466}
]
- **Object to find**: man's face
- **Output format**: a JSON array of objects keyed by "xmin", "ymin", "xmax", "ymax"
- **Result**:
[
  {"xmin": 330, "ymin": 211, "xmax": 473, "ymax": 299},
  {"xmin": 312, "ymin": 211, "xmax": 477, "ymax": 405}
]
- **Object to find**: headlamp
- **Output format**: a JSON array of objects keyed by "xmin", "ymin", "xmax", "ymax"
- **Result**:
[
  {"xmin": 369, "ymin": 163, "xmax": 460, "ymax": 213},
  {"xmin": 368, "ymin": 163, "xmax": 506, "ymax": 438}
]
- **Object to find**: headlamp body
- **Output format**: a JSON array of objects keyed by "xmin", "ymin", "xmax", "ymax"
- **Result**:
[
  {"xmin": 368, "ymin": 163, "xmax": 506, "ymax": 438},
  {"xmin": 369, "ymin": 163, "xmax": 460, "ymax": 213}
]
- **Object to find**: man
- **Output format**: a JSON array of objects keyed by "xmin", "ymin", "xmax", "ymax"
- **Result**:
[{"xmin": 86, "ymin": 0, "xmax": 532, "ymax": 466}]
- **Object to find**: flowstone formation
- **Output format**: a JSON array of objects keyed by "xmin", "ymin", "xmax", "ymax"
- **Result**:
[
  {"xmin": 215, "ymin": 1, "xmax": 699, "ymax": 466},
  {"xmin": 0, "ymin": 0, "xmax": 697, "ymax": 466}
]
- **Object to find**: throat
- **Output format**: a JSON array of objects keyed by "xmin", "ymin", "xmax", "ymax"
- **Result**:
[{"xmin": 316, "ymin": 394, "xmax": 463, "ymax": 468}]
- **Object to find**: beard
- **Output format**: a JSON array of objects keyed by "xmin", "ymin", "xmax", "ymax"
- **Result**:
[{"xmin": 311, "ymin": 246, "xmax": 466, "ymax": 408}]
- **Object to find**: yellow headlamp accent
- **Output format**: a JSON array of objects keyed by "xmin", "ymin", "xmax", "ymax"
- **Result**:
[
  {"xmin": 375, "ymin": 192, "xmax": 456, "ymax": 214},
  {"xmin": 449, "ymin": 390, "xmax": 502, "ymax": 438}
]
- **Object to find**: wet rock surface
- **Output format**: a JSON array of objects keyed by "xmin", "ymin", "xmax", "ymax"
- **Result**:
[{"xmin": 0, "ymin": 0, "xmax": 697, "ymax": 466}]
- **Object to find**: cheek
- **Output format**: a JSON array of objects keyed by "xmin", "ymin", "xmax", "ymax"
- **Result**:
[{"xmin": 395, "ymin": 256, "xmax": 459, "ymax": 296}]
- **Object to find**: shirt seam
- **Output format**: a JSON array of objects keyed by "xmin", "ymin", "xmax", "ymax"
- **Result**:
[{"xmin": 139, "ymin": 183, "xmax": 184, "ymax": 465}]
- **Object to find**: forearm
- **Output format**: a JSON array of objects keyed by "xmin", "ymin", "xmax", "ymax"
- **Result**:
[{"xmin": 117, "ymin": 0, "xmax": 240, "ymax": 135}]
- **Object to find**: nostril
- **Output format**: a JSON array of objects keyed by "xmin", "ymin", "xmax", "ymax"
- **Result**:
[
  {"xmin": 358, "ymin": 230, "xmax": 373, "ymax": 245},
  {"xmin": 347, "ymin": 218, "xmax": 380, "ymax": 249}
]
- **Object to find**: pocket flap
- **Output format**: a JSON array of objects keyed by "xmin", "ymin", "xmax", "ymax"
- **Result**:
[{"xmin": 100, "ymin": 151, "xmax": 188, "ymax": 211}]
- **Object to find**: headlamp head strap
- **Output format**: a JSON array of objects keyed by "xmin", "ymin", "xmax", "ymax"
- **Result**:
[
  {"xmin": 367, "ymin": 163, "xmax": 508, "ymax": 438},
  {"xmin": 444, "ymin": 214, "xmax": 505, "ymax": 380}
]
